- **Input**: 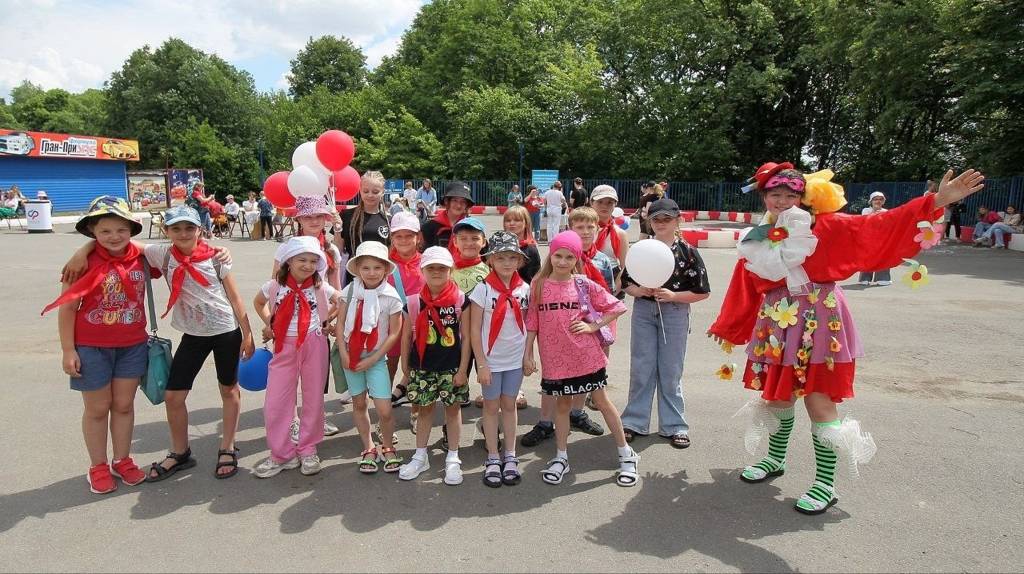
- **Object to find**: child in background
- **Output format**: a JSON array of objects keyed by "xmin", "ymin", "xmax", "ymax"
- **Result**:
[
  {"xmin": 857, "ymin": 192, "xmax": 892, "ymax": 285},
  {"xmin": 422, "ymin": 181, "xmax": 473, "ymax": 250},
  {"xmin": 450, "ymin": 217, "xmax": 491, "ymax": 294},
  {"xmin": 520, "ymin": 207, "xmax": 612, "ymax": 447},
  {"xmin": 523, "ymin": 231, "xmax": 638, "ymax": 487},
  {"xmin": 337, "ymin": 241, "xmax": 405, "ymax": 474},
  {"xmin": 503, "ymin": 205, "xmax": 541, "ymax": 284},
  {"xmin": 397, "ymin": 247, "xmax": 472, "ymax": 485},
  {"xmin": 469, "ymin": 232, "xmax": 531, "ymax": 487},
  {"xmin": 621, "ymin": 198, "xmax": 710, "ymax": 449},
  {"xmin": 43, "ymin": 196, "xmax": 151, "ymax": 494},
  {"xmin": 388, "ymin": 211, "xmax": 425, "ymax": 391},
  {"xmin": 589, "ymin": 185, "xmax": 629, "ymax": 288},
  {"xmin": 252, "ymin": 236, "xmax": 339, "ymax": 478}
]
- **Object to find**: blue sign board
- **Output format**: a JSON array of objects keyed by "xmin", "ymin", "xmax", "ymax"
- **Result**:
[{"xmin": 531, "ymin": 169, "xmax": 559, "ymax": 192}]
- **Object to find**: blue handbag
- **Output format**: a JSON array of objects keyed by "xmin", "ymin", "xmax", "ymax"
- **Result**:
[{"xmin": 140, "ymin": 259, "xmax": 172, "ymax": 405}]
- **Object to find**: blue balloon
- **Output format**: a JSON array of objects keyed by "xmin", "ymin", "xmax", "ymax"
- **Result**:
[
  {"xmin": 618, "ymin": 219, "xmax": 630, "ymax": 230},
  {"xmin": 238, "ymin": 348, "xmax": 273, "ymax": 392}
]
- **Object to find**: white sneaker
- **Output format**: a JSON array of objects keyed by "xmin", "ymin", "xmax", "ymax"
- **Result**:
[
  {"xmin": 399, "ymin": 455, "xmax": 430, "ymax": 481},
  {"xmin": 444, "ymin": 455, "xmax": 463, "ymax": 485},
  {"xmin": 253, "ymin": 456, "xmax": 299, "ymax": 479},
  {"xmin": 300, "ymin": 454, "xmax": 322, "ymax": 476},
  {"xmin": 858, "ymin": 280, "xmax": 870, "ymax": 286},
  {"xmin": 324, "ymin": 418, "xmax": 340, "ymax": 436},
  {"xmin": 289, "ymin": 418, "xmax": 300, "ymax": 444},
  {"xmin": 876, "ymin": 280, "xmax": 891, "ymax": 286}
]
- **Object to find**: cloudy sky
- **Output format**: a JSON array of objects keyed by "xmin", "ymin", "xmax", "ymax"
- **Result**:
[{"xmin": 0, "ymin": 0, "xmax": 427, "ymax": 100}]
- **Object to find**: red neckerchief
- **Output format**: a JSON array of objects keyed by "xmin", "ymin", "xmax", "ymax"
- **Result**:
[
  {"xmin": 433, "ymin": 209, "xmax": 466, "ymax": 259},
  {"xmin": 596, "ymin": 218, "xmax": 621, "ymax": 258},
  {"xmin": 581, "ymin": 244, "xmax": 610, "ymax": 291},
  {"xmin": 318, "ymin": 231, "xmax": 336, "ymax": 271},
  {"xmin": 389, "ymin": 247, "xmax": 422, "ymax": 283},
  {"xmin": 347, "ymin": 299, "xmax": 379, "ymax": 369},
  {"xmin": 42, "ymin": 243, "xmax": 142, "ymax": 315},
  {"xmin": 162, "ymin": 241, "xmax": 215, "ymax": 318},
  {"xmin": 454, "ymin": 252, "xmax": 482, "ymax": 269},
  {"xmin": 484, "ymin": 271, "xmax": 525, "ymax": 354},
  {"xmin": 272, "ymin": 275, "xmax": 314, "ymax": 353},
  {"xmin": 416, "ymin": 280, "xmax": 460, "ymax": 361},
  {"xmin": 518, "ymin": 234, "xmax": 536, "ymax": 248}
]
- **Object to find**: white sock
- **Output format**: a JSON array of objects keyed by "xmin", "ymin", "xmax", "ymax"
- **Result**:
[
  {"xmin": 557, "ymin": 449, "xmax": 568, "ymax": 460},
  {"xmin": 414, "ymin": 448, "xmax": 427, "ymax": 459},
  {"xmin": 446, "ymin": 449, "xmax": 460, "ymax": 461},
  {"xmin": 617, "ymin": 445, "xmax": 633, "ymax": 458},
  {"xmin": 504, "ymin": 449, "xmax": 516, "ymax": 459}
]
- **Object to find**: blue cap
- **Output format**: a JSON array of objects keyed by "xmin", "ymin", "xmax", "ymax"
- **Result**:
[
  {"xmin": 163, "ymin": 205, "xmax": 202, "ymax": 226},
  {"xmin": 453, "ymin": 216, "xmax": 485, "ymax": 234}
]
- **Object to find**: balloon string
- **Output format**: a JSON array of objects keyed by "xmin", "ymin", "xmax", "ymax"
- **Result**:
[{"xmin": 657, "ymin": 300, "xmax": 667, "ymax": 344}]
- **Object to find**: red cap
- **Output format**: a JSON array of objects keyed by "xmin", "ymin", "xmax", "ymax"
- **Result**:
[{"xmin": 752, "ymin": 162, "xmax": 794, "ymax": 191}]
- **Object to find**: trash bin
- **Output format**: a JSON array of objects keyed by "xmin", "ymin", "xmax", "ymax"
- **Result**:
[{"xmin": 25, "ymin": 199, "xmax": 53, "ymax": 233}]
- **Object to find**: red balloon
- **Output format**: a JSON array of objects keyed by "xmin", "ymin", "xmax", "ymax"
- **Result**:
[
  {"xmin": 316, "ymin": 130, "xmax": 356, "ymax": 171},
  {"xmin": 263, "ymin": 171, "xmax": 294, "ymax": 208},
  {"xmin": 333, "ymin": 166, "xmax": 361, "ymax": 202}
]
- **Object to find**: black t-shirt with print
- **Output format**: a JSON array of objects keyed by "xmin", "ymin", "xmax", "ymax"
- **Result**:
[
  {"xmin": 340, "ymin": 209, "xmax": 390, "ymax": 255},
  {"xmin": 622, "ymin": 239, "xmax": 711, "ymax": 298},
  {"xmin": 410, "ymin": 296, "xmax": 471, "ymax": 371}
]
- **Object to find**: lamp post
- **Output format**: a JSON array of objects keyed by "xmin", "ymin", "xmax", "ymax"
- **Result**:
[{"xmin": 518, "ymin": 140, "xmax": 525, "ymax": 190}]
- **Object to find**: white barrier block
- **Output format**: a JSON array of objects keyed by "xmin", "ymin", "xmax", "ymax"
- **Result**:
[
  {"xmin": 705, "ymin": 229, "xmax": 737, "ymax": 248},
  {"xmin": 1008, "ymin": 234, "xmax": 1024, "ymax": 252}
]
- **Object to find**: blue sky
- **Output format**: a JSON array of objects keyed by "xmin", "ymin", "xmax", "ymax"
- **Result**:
[{"xmin": 0, "ymin": 0, "xmax": 427, "ymax": 99}]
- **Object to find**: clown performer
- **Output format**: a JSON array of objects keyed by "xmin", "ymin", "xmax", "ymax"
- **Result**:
[{"xmin": 707, "ymin": 162, "xmax": 984, "ymax": 515}]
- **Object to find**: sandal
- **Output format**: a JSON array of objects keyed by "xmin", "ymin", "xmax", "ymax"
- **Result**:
[
  {"xmin": 380, "ymin": 446, "xmax": 403, "ymax": 473},
  {"xmin": 501, "ymin": 454, "xmax": 521, "ymax": 486},
  {"xmin": 541, "ymin": 456, "xmax": 570, "ymax": 485},
  {"xmin": 215, "ymin": 447, "xmax": 239, "ymax": 479},
  {"xmin": 616, "ymin": 449, "xmax": 640, "ymax": 487},
  {"xmin": 483, "ymin": 457, "xmax": 503, "ymax": 488},
  {"xmin": 359, "ymin": 447, "xmax": 379, "ymax": 474},
  {"xmin": 668, "ymin": 433, "xmax": 691, "ymax": 449},
  {"xmin": 146, "ymin": 448, "xmax": 197, "ymax": 483},
  {"xmin": 391, "ymin": 384, "xmax": 409, "ymax": 406}
]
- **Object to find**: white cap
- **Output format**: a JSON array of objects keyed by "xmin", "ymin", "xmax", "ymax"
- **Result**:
[
  {"xmin": 276, "ymin": 236, "xmax": 327, "ymax": 273},
  {"xmin": 590, "ymin": 184, "xmax": 618, "ymax": 202},
  {"xmin": 346, "ymin": 241, "xmax": 395, "ymax": 276},
  {"xmin": 390, "ymin": 210, "xmax": 421, "ymax": 233},
  {"xmin": 869, "ymin": 191, "xmax": 886, "ymax": 201},
  {"xmin": 420, "ymin": 246, "xmax": 454, "ymax": 269}
]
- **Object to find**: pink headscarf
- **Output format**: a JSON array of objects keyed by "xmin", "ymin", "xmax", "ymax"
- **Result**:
[{"xmin": 549, "ymin": 230, "xmax": 583, "ymax": 260}]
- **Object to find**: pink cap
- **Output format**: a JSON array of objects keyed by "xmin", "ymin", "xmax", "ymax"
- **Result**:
[
  {"xmin": 549, "ymin": 231, "xmax": 583, "ymax": 260},
  {"xmin": 390, "ymin": 210, "xmax": 420, "ymax": 233}
]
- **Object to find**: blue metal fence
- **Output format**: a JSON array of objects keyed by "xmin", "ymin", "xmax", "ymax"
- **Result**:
[{"xmin": 381, "ymin": 176, "xmax": 1024, "ymax": 224}]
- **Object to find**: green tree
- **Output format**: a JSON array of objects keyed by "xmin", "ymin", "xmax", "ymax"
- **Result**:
[
  {"xmin": 289, "ymin": 36, "xmax": 368, "ymax": 97},
  {"xmin": 172, "ymin": 119, "xmax": 258, "ymax": 198},
  {"xmin": 359, "ymin": 108, "xmax": 445, "ymax": 177},
  {"xmin": 444, "ymin": 86, "xmax": 549, "ymax": 178}
]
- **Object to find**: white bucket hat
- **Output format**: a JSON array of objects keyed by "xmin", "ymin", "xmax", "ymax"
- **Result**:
[
  {"xmin": 346, "ymin": 241, "xmax": 395, "ymax": 276},
  {"xmin": 420, "ymin": 246, "xmax": 454, "ymax": 269},
  {"xmin": 276, "ymin": 236, "xmax": 327, "ymax": 273}
]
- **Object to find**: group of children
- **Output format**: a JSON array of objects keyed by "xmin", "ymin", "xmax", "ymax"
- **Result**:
[{"xmin": 47, "ymin": 165, "xmax": 985, "ymax": 515}]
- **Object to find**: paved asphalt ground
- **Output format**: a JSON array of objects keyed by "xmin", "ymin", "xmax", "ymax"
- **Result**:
[{"xmin": 1, "ymin": 217, "xmax": 1022, "ymax": 573}]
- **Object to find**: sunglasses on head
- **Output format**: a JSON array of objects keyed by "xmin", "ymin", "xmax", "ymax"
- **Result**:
[{"xmin": 764, "ymin": 175, "xmax": 805, "ymax": 193}]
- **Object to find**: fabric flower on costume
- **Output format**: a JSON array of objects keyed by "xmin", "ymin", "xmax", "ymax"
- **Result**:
[
  {"xmin": 716, "ymin": 363, "xmax": 737, "ymax": 380},
  {"xmin": 828, "ymin": 317, "xmax": 842, "ymax": 332},
  {"xmin": 825, "ymin": 357, "xmax": 835, "ymax": 371},
  {"xmin": 829, "ymin": 337, "xmax": 842, "ymax": 353},
  {"xmin": 901, "ymin": 259, "xmax": 931, "ymax": 289},
  {"xmin": 756, "ymin": 327, "xmax": 767, "ymax": 340},
  {"xmin": 767, "ymin": 335, "xmax": 784, "ymax": 359},
  {"xmin": 750, "ymin": 379, "xmax": 763, "ymax": 390},
  {"xmin": 767, "ymin": 227, "xmax": 789, "ymax": 245},
  {"xmin": 796, "ymin": 347, "xmax": 810, "ymax": 362},
  {"xmin": 806, "ymin": 287, "xmax": 820, "ymax": 305},
  {"xmin": 805, "ymin": 318, "xmax": 819, "ymax": 332},
  {"xmin": 914, "ymin": 221, "xmax": 943, "ymax": 250},
  {"xmin": 753, "ymin": 344, "xmax": 766, "ymax": 357},
  {"xmin": 794, "ymin": 366, "xmax": 806, "ymax": 380},
  {"xmin": 794, "ymin": 389, "xmax": 807, "ymax": 398},
  {"xmin": 721, "ymin": 341, "xmax": 735, "ymax": 354},
  {"xmin": 770, "ymin": 298, "xmax": 799, "ymax": 329},
  {"xmin": 823, "ymin": 291, "xmax": 837, "ymax": 309}
]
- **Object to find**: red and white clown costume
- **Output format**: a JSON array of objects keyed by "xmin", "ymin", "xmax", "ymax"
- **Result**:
[{"xmin": 709, "ymin": 162, "xmax": 945, "ymax": 514}]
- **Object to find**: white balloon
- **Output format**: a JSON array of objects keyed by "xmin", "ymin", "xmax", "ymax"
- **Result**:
[
  {"xmin": 612, "ymin": 207, "xmax": 624, "ymax": 218},
  {"xmin": 625, "ymin": 239, "xmax": 675, "ymax": 288},
  {"xmin": 291, "ymin": 141, "xmax": 327, "ymax": 173},
  {"xmin": 287, "ymin": 165, "xmax": 326, "ymax": 198}
]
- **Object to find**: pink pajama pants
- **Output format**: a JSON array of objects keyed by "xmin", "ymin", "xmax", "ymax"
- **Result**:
[{"xmin": 264, "ymin": 332, "xmax": 328, "ymax": 462}]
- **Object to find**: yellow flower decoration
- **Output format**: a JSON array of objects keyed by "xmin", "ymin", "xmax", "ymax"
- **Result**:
[
  {"xmin": 805, "ymin": 319, "xmax": 818, "ymax": 332},
  {"xmin": 716, "ymin": 363, "xmax": 737, "ymax": 380},
  {"xmin": 753, "ymin": 344, "xmax": 765, "ymax": 357},
  {"xmin": 806, "ymin": 288, "xmax": 820, "ymax": 305},
  {"xmin": 794, "ymin": 389, "xmax": 807, "ymax": 398},
  {"xmin": 829, "ymin": 337, "xmax": 842, "ymax": 353},
  {"xmin": 796, "ymin": 347, "xmax": 810, "ymax": 362},
  {"xmin": 721, "ymin": 341, "xmax": 735, "ymax": 354},
  {"xmin": 794, "ymin": 366, "xmax": 806, "ymax": 379},
  {"xmin": 801, "ymin": 169, "xmax": 848, "ymax": 215},
  {"xmin": 901, "ymin": 258, "xmax": 931, "ymax": 289},
  {"xmin": 770, "ymin": 298, "xmax": 799, "ymax": 329},
  {"xmin": 828, "ymin": 318, "xmax": 842, "ymax": 332},
  {"xmin": 756, "ymin": 328, "xmax": 767, "ymax": 340},
  {"xmin": 823, "ymin": 292, "xmax": 838, "ymax": 309},
  {"xmin": 750, "ymin": 380, "xmax": 762, "ymax": 390},
  {"xmin": 769, "ymin": 345, "xmax": 783, "ymax": 360}
]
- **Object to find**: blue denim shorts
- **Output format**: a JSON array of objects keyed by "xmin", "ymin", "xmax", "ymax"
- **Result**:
[
  {"xmin": 481, "ymin": 368, "xmax": 524, "ymax": 401},
  {"xmin": 343, "ymin": 353, "xmax": 392, "ymax": 400},
  {"xmin": 71, "ymin": 342, "xmax": 148, "ymax": 392}
]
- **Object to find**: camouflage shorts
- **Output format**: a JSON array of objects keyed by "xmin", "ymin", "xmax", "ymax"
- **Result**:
[{"xmin": 407, "ymin": 369, "xmax": 469, "ymax": 407}]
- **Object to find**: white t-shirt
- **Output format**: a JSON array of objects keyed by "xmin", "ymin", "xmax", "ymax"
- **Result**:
[
  {"xmin": 543, "ymin": 188, "xmax": 564, "ymax": 213},
  {"xmin": 861, "ymin": 207, "xmax": 888, "ymax": 215},
  {"xmin": 341, "ymin": 284, "xmax": 404, "ymax": 353},
  {"xmin": 144, "ymin": 244, "xmax": 237, "ymax": 337},
  {"xmin": 225, "ymin": 202, "xmax": 240, "ymax": 216},
  {"xmin": 260, "ymin": 280, "xmax": 339, "ymax": 335},
  {"xmin": 469, "ymin": 280, "xmax": 530, "ymax": 372}
]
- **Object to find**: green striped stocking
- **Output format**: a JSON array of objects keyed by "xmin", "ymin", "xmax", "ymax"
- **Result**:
[
  {"xmin": 741, "ymin": 406, "xmax": 794, "ymax": 482},
  {"xmin": 796, "ymin": 420, "xmax": 840, "ymax": 514}
]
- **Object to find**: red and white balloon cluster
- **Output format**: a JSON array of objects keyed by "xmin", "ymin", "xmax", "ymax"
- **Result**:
[{"xmin": 262, "ymin": 130, "xmax": 360, "ymax": 209}]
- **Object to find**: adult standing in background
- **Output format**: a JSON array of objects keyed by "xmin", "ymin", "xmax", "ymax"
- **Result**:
[
  {"xmin": 637, "ymin": 181, "xmax": 662, "ymax": 239},
  {"xmin": 569, "ymin": 177, "xmax": 588, "ymax": 212},
  {"xmin": 543, "ymin": 181, "xmax": 567, "ymax": 243},
  {"xmin": 858, "ymin": 191, "xmax": 892, "ymax": 285},
  {"xmin": 403, "ymin": 181, "xmax": 419, "ymax": 206},
  {"xmin": 507, "ymin": 184, "xmax": 523, "ymax": 207},
  {"xmin": 256, "ymin": 192, "xmax": 275, "ymax": 240},
  {"xmin": 524, "ymin": 185, "xmax": 543, "ymax": 241},
  {"xmin": 421, "ymin": 181, "xmax": 473, "ymax": 249},
  {"xmin": 945, "ymin": 200, "xmax": 965, "ymax": 241},
  {"xmin": 187, "ymin": 182, "xmax": 214, "ymax": 239},
  {"xmin": 418, "ymin": 178, "xmax": 437, "ymax": 216}
]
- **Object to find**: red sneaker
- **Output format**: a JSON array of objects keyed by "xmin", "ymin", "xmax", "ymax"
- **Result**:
[
  {"xmin": 111, "ymin": 457, "xmax": 147, "ymax": 486},
  {"xmin": 87, "ymin": 463, "xmax": 117, "ymax": 494}
]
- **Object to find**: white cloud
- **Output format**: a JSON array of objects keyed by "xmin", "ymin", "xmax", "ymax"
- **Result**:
[{"xmin": 0, "ymin": 0, "xmax": 423, "ymax": 99}]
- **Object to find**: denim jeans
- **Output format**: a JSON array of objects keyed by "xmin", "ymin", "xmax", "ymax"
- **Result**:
[
  {"xmin": 972, "ymin": 222, "xmax": 992, "ymax": 239},
  {"xmin": 858, "ymin": 269, "xmax": 891, "ymax": 283},
  {"xmin": 621, "ymin": 298, "xmax": 690, "ymax": 436},
  {"xmin": 982, "ymin": 222, "xmax": 1015, "ymax": 247},
  {"xmin": 529, "ymin": 210, "xmax": 541, "ymax": 241}
]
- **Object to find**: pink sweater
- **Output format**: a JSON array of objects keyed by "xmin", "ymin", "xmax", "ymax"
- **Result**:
[{"xmin": 525, "ymin": 276, "xmax": 626, "ymax": 380}]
